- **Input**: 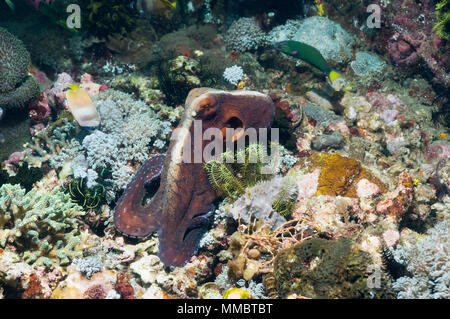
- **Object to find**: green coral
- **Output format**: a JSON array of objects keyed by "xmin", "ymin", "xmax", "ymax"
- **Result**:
[
  {"xmin": 0, "ymin": 184, "xmax": 86, "ymax": 267},
  {"xmin": 433, "ymin": 0, "xmax": 450, "ymax": 40},
  {"xmin": 274, "ymin": 238, "xmax": 394, "ymax": 299},
  {"xmin": 204, "ymin": 143, "xmax": 272, "ymax": 200},
  {"xmin": 0, "ymin": 27, "xmax": 39, "ymax": 110}
]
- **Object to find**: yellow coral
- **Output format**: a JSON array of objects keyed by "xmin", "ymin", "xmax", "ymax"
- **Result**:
[{"xmin": 307, "ymin": 152, "xmax": 386, "ymax": 197}]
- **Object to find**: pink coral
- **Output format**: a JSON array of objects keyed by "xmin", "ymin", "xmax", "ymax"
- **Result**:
[
  {"xmin": 376, "ymin": 172, "xmax": 414, "ymax": 221},
  {"xmin": 4, "ymin": 151, "xmax": 24, "ymax": 165},
  {"xmin": 28, "ymin": 91, "xmax": 51, "ymax": 122},
  {"xmin": 382, "ymin": 229, "xmax": 400, "ymax": 248},
  {"xmin": 296, "ymin": 169, "xmax": 320, "ymax": 201},
  {"xmin": 356, "ymin": 179, "xmax": 381, "ymax": 198},
  {"xmin": 424, "ymin": 142, "xmax": 450, "ymax": 163}
]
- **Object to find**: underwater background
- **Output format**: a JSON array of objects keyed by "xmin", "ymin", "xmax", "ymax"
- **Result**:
[{"xmin": 0, "ymin": 0, "xmax": 449, "ymax": 299}]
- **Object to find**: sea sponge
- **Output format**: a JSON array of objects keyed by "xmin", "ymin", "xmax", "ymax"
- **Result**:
[
  {"xmin": 0, "ymin": 27, "xmax": 39, "ymax": 110},
  {"xmin": 274, "ymin": 237, "xmax": 394, "ymax": 298}
]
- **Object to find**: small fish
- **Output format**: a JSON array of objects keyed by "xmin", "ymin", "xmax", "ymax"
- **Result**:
[
  {"xmin": 274, "ymin": 40, "xmax": 345, "ymax": 91},
  {"xmin": 65, "ymin": 84, "xmax": 100, "ymax": 130},
  {"xmin": 315, "ymin": 0, "xmax": 325, "ymax": 16},
  {"xmin": 136, "ymin": 0, "xmax": 177, "ymax": 18}
]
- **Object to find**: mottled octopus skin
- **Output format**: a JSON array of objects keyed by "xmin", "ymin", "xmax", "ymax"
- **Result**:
[{"xmin": 114, "ymin": 88, "xmax": 275, "ymax": 266}]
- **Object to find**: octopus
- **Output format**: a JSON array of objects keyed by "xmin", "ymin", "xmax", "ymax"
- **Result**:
[{"xmin": 114, "ymin": 88, "xmax": 275, "ymax": 266}]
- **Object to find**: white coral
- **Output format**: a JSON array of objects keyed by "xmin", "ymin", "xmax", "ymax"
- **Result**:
[
  {"xmin": 392, "ymin": 220, "xmax": 450, "ymax": 299},
  {"xmin": 223, "ymin": 65, "xmax": 244, "ymax": 86}
]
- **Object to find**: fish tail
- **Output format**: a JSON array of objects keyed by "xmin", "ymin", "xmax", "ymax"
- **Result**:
[
  {"xmin": 328, "ymin": 68, "xmax": 342, "ymax": 84},
  {"xmin": 172, "ymin": 1, "xmax": 177, "ymax": 9},
  {"xmin": 68, "ymin": 84, "xmax": 80, "ymax": 91}
]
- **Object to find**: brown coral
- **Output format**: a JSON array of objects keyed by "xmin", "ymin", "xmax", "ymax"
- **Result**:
[
  {"xmin": 21, "ymin": 273, "xmax": 50, "ymax": 299},
  {"xmin": 83, "ymin": 284, "xmax": 107, "ymax": 299},
  {"xmin": 115, "ymin": 273, "xmax": 135, "ymax": 299}
]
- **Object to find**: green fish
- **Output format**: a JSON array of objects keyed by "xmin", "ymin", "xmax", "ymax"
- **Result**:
[
  {"xmin": 273, "ymin": 40, "xmax": 344, "ymax": 90},
  {"xmin": 4, "ymin": 0, "xmax": 14, "ymax": 10}
]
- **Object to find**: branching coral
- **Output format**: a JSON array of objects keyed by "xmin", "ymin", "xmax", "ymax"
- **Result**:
[
  {"xmin": 50, "ymin": 89, "xmax": 172, "ymax": 197},
  {"xmin": 0, "ymin": 184, "xmax": 86, "ymax": 267},
  {"xmin": 0, "ymin": 27, "xmax": 39, "ymax": 110},
  {"xmin": 224, "ymin": 17, "xmax": 268, "ymax": 52}
]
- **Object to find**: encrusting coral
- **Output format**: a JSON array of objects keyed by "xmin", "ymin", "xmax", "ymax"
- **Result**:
[
  {"xmin": 0, "ymin": 184, "xmax": 86, "ymax": 267},
  {"xmin": 306, "ymin": 152, "xmax": 387, "ymax": 198}
]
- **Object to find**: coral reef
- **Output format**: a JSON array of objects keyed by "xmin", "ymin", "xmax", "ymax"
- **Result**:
[
  {"xmin": 0, "ymin": 27, "xmax": 39, "ymax": 110},
  {"xmin": 391, "ymin": 220, "xmax": 450, "ymax": 299},
  {"xmin": 350, "ymin": 51, "xmax": 387, "ymax": 77},
  {"xmin": 271, "ymin": 16, "xmax": 355, "ymax": 65},
  {"xmin": 0, "ymin": 184, "xmax": 86, "ymax": 267},
  {"xmin": 50, "ymin": 89, "xmax": 171, "ymax": 197},
  {"xmin": 274, "ymin": 237, "xmax": 394, "ymax": 298},
  {"xmin": 0, "ymin": 0, "xmax": 448, "ymax": 300},
  {"xmin": 307, "ymin": 152, "xmax": 386, "ymax": 198},
  {"xmin": 226, "ymin": 175, "xmax": 296, "ymax": 230},
  {"xmin": 384, "ymin": 0, "xmax": 450, "ymax": 87},
  {"xmin": 222, "ymin": 65, "xmax": 244, "ymax": 86}
]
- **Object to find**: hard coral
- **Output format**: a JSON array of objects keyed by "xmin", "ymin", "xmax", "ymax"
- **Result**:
[
  {"xmin": 0, "ymin": 27, "xmax": 39, "ymax": 110},
  {"xmin": 225, "ymin": 17, "xmax": 267, "ymax": 52},
  {"xmin": 391, "ymin": 220, "xmax": 450, "ymax": 299},
  {"xmin": 0, "ymin": 184, "xmax": 85, "ymax": 267}
]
